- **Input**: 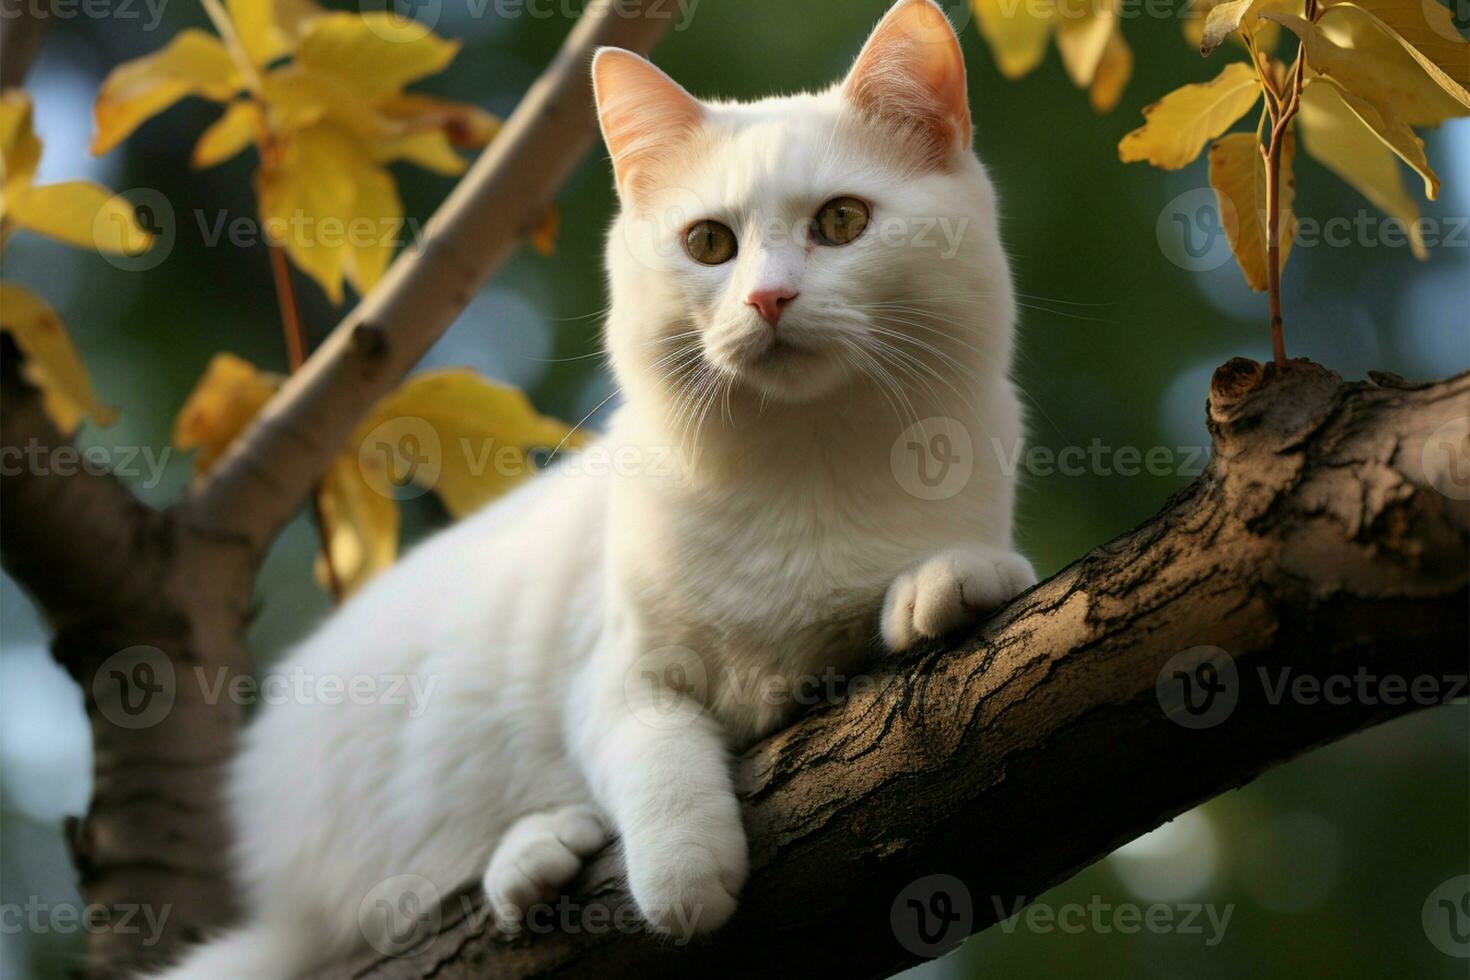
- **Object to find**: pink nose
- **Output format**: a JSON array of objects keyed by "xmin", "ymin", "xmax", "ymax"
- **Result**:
[{"xmin": 746, "ymin": 287, "xmax": 798, "ymax": 326}]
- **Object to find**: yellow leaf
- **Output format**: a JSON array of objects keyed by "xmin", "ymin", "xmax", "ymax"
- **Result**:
[
  {"xmin": 262, "ymin": 64, "xmax": 389, "ymax": 141},
  {"xmin": 1315, "ymin": 7, "xmax": 1468, "ymax": 126},
  {"xmin": 193, "ymin": 100, "xmax": 262, "ymax": 168},
  {"xmin": 375, "ymin": 129, "xmax": 466, "ymax": 176},
  {"xmin": 228, "ymin": 0, "xmax": 324, "ymax": 66},
  {"xmin": 296, "ymin": 13, "xmax": 459, "ymax": 101},
  {"xmin": 171, "ymin": 352, "xmax": 280, "ymax": 473},
  {"xmin": 7, "ymin": 181, "xmax": 152, "ymax": 255},
  {"xmin": 1314, "ymin": 78, "xmax": 1438, "ymax": 198},
  {"xmin": 376, "ymin": 93, "xmax": 501, "ymax": 148},
  {"xmin": 1198, "ymin": 0, "xmax": 1295, "ymax": 53},
  {"xmin": 92, "ymin": 30, "xmax": 241, "ymax": 155},
  {"xmin": 344, "ymin": 159, "xmax": 401, "ymax": 297},
  {"xmin": 1119, "ymin": 61, "xmax": 1262, "ymax": 169},
  {"xmin": 1208, "ymin": 130, "xmax": 1296, "ymax": 291},
  {"xmin": 1184, "ymin": 0, "xmax": 1282, "ymax": 53},
  {"xmin": 972, "ymin": 0, "xmax": 1058, "ymax": 79},
  {"xmin": 1298, "ymin": 80, "xmax": 1430, "ymax": 258},
  {"xmin": 1055, "ymin": 0, "xmax": 1115, "ymax": 87},
  {"xmin": 257, "ymin": 125, "xmax": 360, "ymax": 303},
  {"xmin": 316, "ymin": 454, "xmax": 399, "ymax": 596},
  {"xmin": 0, "ymin": 283, "xmax": 117, "ymax": 432},
  {"xmin": 532, "ymin": 206, "xmax": 559, "ymax": 258},
  {"xmin": 1267, "ymin": 10, "xmax": 1470, "ymax": 117},
  {"xmin": 1, "ymin": 89, "xmax": 42, "ymax": 197},
  {"xmin": 1089, "ymin": 28, "xmax": 1133, "ymax": 113},
  {"xmin": 1330, "ymin": 0, "xmax": 1470, "ymax": 94},
  {"xmin": 358, "ymin": 369, "xmax": 585, "ymax": 519}
]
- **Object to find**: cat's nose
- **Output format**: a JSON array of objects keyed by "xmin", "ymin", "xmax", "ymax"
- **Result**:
[{"xmin": 746, "ymin": 287, "xmax": 798, "ymax": 326}]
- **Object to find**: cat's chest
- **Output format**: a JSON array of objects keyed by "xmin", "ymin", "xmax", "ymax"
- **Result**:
[{"xmin": 623, "ymin": 484, "xmax": 912, "ymax": 737}]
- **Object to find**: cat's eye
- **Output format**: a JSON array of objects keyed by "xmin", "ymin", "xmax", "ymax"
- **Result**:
[
  {"xmin": 812, "ymin": 196, "xmax": 870, "ymax": 247},
  {"xmin": 685, "ymin": 220, "xmax": 738, "ymax": 265}
]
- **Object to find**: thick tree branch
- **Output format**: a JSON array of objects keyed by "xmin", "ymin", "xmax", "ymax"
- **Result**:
[
  {"xmin": 190, "ymin": 3, "xmax": 674, "ymax": 555},
  {"xmin": 0, "ymin": 337, "xmax": 163, "ymax": 633},
  {"xmin": 0, "ymin": 7, "xmax": 49, "ymax": 89},
  {"xmin": 1, "ymin": 9, "xmax": 672, "ymax": 973},
  {"xmin": 327, "ymin": 361, "xmax": 1469, "ymax": 980}
]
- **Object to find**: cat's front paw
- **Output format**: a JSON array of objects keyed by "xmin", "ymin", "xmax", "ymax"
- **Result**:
[
  {"xmin": 625, "ymin": 823, "xmax": 748, "ymax": 939},
  {"xmin": 483, "ymin": 805, "xmax": 610, "ymax": 934},
  {"xmin": 882, "ymin": 546, "xmax": 1036, "ymax": 651}
]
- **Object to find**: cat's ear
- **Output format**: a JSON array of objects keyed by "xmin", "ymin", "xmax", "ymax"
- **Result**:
[
  {"xmin": 842, "ymin": 0, "xmax": 972, "ymax": 167},
  {"xmin": 592, "ymin": 48, "xmax": 704, "ymax": 199}
]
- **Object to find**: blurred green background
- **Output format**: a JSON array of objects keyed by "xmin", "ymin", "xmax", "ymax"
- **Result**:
[{"xmin": 2, "ymin": 1, "xmax": 1466, "ymax": 977}]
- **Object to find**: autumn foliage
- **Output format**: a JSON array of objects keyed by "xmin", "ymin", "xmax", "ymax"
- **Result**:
[{"xmin": 2, "ymin": 3, "xmax": 578, "ymax": 599}]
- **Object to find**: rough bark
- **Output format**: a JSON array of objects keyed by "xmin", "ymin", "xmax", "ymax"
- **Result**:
[
  {"xmin": 0, "ymin": 6, "xmax": 674, "ymax": 975},
  {"xmin": 322, "ymin": 360, "xmax": 1469, "ymax": 980}
]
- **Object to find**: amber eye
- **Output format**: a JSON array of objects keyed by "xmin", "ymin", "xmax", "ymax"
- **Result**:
[
  {"xmin": 812, "ymin": 196, "xmax": 870, "ymax": 246},
  {"xmin": 685, "ymin": 220, "xmax": 738, "ymax": 265}
]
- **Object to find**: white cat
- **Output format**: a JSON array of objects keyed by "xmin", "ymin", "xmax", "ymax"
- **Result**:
[{"xmin": 148, "ymin": 1, "xmax": 1033, "ymax": 976}]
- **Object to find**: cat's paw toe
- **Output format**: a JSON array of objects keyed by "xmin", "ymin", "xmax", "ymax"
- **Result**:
[
  {"xmin": 629, "ymin": 839, "xmax": 747, "ymax": 938},
  {"xmin": 883, "ymin": 547, "xmax": 1036, "ymax": 651},
  {"xmin": 483, "ymin": 806, "xmax": 609, "ymax": 933}
]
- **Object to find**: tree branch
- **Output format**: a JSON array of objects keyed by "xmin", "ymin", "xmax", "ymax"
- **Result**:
[
  {"xmin": 0, "ymin": 7, "xmax": 49, "ymax": 90},
  {"xmin": 325, "ymin": 361, "xmax": 1469, "ymax": 980},
  {"xmin": 189, "ymin": 3, "xmax": 674, "ymax": 555}
]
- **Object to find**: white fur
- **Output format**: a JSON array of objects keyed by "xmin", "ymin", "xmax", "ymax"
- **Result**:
[{"xmin": 147, "ymin": 3, "xmax": 1033, "ymax": 976}]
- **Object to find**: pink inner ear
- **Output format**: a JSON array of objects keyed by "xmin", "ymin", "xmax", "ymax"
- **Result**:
[
  {"xmin": 843, "ymin": 0, "xmax": 972, "ymax": 165},
  {"xmin": 592, "ymin": 49, "xmax": 704, "ymax": 198}
]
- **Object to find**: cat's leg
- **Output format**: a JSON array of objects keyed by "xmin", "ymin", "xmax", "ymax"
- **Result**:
[
  {"xmin": 882, "ymin": 543, "xmax": 1037, "ymax": 651},
  {"xmin": 483, "ymin": 803, "xmax": 610, "ymax": 932},
  {"xmin": 570, "ymin": 652, "xmax": 749, "ymax": 938}
]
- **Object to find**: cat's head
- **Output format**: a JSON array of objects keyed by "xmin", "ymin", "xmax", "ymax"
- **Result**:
[{"xmin": 593, "ymin": 0, "xmax": 1013, "ymax": 415}]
